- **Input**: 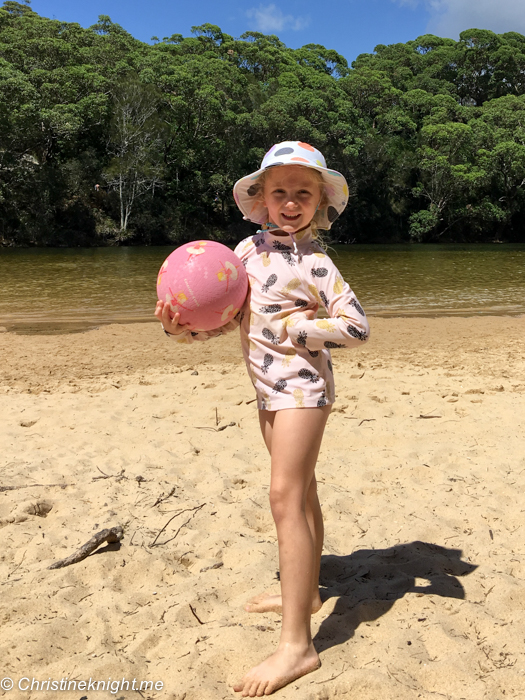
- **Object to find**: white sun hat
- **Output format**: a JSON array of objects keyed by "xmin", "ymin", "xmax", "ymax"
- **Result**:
[{"xmin": 233, "ymin": 141, "xmax": 349, "ymax": 230}]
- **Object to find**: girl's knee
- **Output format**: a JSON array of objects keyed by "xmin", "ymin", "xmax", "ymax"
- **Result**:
[{"xmin": 269, "ymin": 485, "xmax": 305, "ymax": 522}]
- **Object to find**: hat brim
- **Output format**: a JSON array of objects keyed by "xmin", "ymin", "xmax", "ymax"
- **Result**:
[{"xmin": 233, "ymin": 163, "xmax": 349, "ymax": 231}]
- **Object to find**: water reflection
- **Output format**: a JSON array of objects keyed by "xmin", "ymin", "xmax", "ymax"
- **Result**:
[{"xmin": 0, "ymin": 244, "xmax": 524, "ymax": 331}]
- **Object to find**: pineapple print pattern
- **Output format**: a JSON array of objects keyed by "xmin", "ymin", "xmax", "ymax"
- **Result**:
[
  {"xmin": 261, "ymin": 353, "xmax": 274, "ymax": 375},
  {"xmin": 282, "ymin": 316, "xmax": 297, "ymax": 331},
  {"xmin": 316, "ymin": 319, "xmax": 336, "ymax": 333},
  {"xmin": 350, "ymin": 298, "xmax": 365, "ymax": 316},
  {"xmin": 262, "ymin": 274, "xmax": 278, "ymax": 293},
  {"xmin": 347, "ymin": 324, "xmax": 368, "ymax": 341},
  {"xmin": 273, "ymin": 241, "xmax": 295, "ymax": 266},
  {"xmin": 293, "ymin": 388, "xmax": 305, "ymax": 407},
  {"xmin": 333, "ymin": 275, "xmax": 344, "ymax": 294},
  {"xmin": 272, "ymin": 379, "xmax": 287, "ymax": 393},
  {"xmin": 319, "ymin": 291, "xmax": 330, "ymax": 307},
  {"xmin": 298, "ymin": 368, "xmax": 320, "ymax": 383},
  {"xmin": 308, "ymin": 284, "xmax": 323, "ymax": 306},
  {"xmin": 262, "ymin": 328, "xmax": 280, "ymax": 345},
  {"xmin": 281, "ymin": 278, "xmax": 301, "ymax": 294},
  {"xmin": 311, "ymin": 267, "xmax": 328, "ymax": 278},
  {"xmin": 296, "ymin": 330, "xmax": 307, "ymax": 347},
  {"xmin": 282, "ymin": 348, "xmax": 296, "ymax": 367},
  {"xmin": 260, "ymin": 304, "xmax": 282, "ymax": 313},
  {"xmin": 222, "ymin": 230, "xmax": 369, "ymax": 410}
]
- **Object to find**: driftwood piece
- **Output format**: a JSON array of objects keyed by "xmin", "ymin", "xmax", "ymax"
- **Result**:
[{"xmin": 48, "ymin": 526, "xmax": 124, "ymax": 570}]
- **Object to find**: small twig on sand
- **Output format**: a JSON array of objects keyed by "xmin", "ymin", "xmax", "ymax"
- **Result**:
[
  {"xmin": 195, "ymin": 422, "xmax": 236, "ymax": 433},
  {"xmin": 358, "ymin": 419, "xmax": 376, "ymax": 427},
  {"xmin": 1, "ymin": 483, "xmax": 70, "ymax": 493},
  {"xmin": 48, "ymin": 526, "xmax": 124, "ymax": 570},
  {"xmin": 150, "ymin": 504, "xmax": 205, "ymax": 547},
  {"xmin": 315, "ymin": 664, "xmax": 347, "ymax": 684},
  {"xmin": 92, "ymin": 468, "xmax": 127, "ymax": 482},
  {"xmin": 418, "ymin": 413, "xmax": 442, "ymax": 419},
  {"xmin": 151, "ymin": 487, "xmax": 177, "ymax": 508},
  {"xmin": 8, "ymin": 551, "xmax": 26, "ymax": 579},
  {"xmin": 189, "ymin": 603, "xmax": 204, "ymax": 625}
]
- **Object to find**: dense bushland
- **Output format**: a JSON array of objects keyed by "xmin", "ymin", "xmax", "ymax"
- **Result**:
[{"xmin": 1, "ymin": 1, "xmax": 525, "ymax": 245}]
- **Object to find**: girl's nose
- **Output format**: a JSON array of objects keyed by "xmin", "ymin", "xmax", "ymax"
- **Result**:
[{"xmin": 285, "ymin": 199, "xmax": 297, "ymax": 209}]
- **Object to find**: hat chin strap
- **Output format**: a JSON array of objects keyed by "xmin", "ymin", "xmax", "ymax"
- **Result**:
[{"xmin": 256, "ymin": 221, "xmax": 313, "ymax": 258}]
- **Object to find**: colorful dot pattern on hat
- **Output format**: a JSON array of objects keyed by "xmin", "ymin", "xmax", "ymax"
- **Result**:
[{"xmin": 233, "ymin": 141, "xmax": 349, "ymax": 230}]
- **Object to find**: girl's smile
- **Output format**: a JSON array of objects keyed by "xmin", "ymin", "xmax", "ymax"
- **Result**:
[{"xmin": 262, "ymin": 165, "xmax": 322, "ymax": 233}]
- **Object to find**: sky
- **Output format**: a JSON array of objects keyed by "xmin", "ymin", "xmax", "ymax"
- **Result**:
[{"xmin": 28, "ymin": 0, "xmax": 525, "ymax": 65}]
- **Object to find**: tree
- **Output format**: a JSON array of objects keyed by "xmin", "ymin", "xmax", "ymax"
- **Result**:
[{"xmin": 103, "ymin": 76, "xmax": 165, "ymax": 238}]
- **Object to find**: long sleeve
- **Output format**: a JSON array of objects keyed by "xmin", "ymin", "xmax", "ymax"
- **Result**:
[{"xmin": 286, "ymin": 253, "xmax": 370, "ymax": 352}]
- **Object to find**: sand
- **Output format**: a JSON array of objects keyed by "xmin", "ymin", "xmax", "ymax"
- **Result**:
[{"xmin": 1, "ymin": 316, "xmax": 524, "ymax": 700}]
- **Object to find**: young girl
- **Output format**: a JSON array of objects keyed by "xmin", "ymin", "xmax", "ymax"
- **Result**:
[{"xmin": 155, "ymin": 141, "xmax": 370, "ymax": 697}]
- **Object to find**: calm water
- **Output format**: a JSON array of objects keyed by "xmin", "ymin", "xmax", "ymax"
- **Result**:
[{"xmin": 0, "ymin": 244, "xmax": 524, "ymax": 332}]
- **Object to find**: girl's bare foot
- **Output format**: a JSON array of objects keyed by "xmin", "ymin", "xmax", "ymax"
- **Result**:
[
  {"xmin": 233, "ymin": 642, "xmax": 320, "ymax": 696},
  {"xmin": 245, "ymin": 591, "xmax": 323, "ymax": 615}
]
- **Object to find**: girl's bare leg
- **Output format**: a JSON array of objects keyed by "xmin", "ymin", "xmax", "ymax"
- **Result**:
[
  {"xmin": 245, "ymin": 408, "xmax": 324, "ymax": 613},
  {"xmin": 233, "ymin": 405, "xmax": 331, "ymax": 697}
]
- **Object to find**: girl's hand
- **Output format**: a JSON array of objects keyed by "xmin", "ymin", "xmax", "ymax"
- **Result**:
[
  {"xmin": 303, "ymin": 304, "xmax": 319, "ymax": 321},
  {"xmin": 154, "ymin": 301, "xmax": 190, "ymax": 335},
  {"xmin": 287, "ymin": 304, "xmax": 318, "ymax": 329}
]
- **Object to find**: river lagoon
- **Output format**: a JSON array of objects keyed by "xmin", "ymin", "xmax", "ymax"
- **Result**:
[{"xmin": 0, "ymin": 244, "xmax": 524, "ymax": 332}]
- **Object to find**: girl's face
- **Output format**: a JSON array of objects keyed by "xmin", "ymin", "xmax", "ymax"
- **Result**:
[{"xmin": 262, "ymin": 165, "xmax": 322, "ymax": 233}]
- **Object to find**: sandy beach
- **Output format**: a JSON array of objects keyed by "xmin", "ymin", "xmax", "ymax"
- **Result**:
[{"xmin": 1, "ymin": 315, "xmax": 524, "ymax": 700}]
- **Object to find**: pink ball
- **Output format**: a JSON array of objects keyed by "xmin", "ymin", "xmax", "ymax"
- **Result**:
[{"xmin": 157, "ymin": 240, "xmax": 248, "ymax": 332}]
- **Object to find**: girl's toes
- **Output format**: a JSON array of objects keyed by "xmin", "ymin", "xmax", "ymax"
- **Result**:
[
  {"xmin": 257, "ymin": 680, "xmax": 269, "ymax": 696},
  {"xmin": 233, "ymin": 677, "xmax": 246, "ymax": 693},
  {"xmin": 241, "ymin": 679, "xmax": 252, "ymax": 697},
  {"xmin": 246, "ymin": 680, "xmax": 258, "ymax": 697}
]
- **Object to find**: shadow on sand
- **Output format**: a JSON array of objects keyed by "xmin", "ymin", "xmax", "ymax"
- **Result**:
[{"xmin": 314, "ymin": 541, "xmax": 478, "ymax": 652}]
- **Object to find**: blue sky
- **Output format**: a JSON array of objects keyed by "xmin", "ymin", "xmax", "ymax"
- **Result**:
[{"xmin": 29, "ymin": 0, "xmax": 525, "ymax": 65}]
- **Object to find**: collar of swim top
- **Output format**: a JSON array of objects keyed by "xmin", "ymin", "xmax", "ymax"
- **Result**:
[{"xmin": 258, "ymin": 225, "xmax": 313, "ymax": 248}]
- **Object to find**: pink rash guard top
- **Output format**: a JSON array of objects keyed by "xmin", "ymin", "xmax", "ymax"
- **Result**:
[{"xmin": 168, "ymin": 226, "xmax": 370, "ymax": 410}]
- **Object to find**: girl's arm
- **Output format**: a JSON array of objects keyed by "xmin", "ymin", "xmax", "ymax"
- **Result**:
[
  {"xmin": 155, "ymin": 301, "xmax": 240, "ymax": 344},
  {"xmin": 286, "ymin": 254, "xmax": 370, "ymax": 351}
]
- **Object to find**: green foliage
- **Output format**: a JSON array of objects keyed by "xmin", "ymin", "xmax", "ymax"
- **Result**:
[{"xmin": 1, "ymin": 3, "xmax": 525, "ymax": 245}]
